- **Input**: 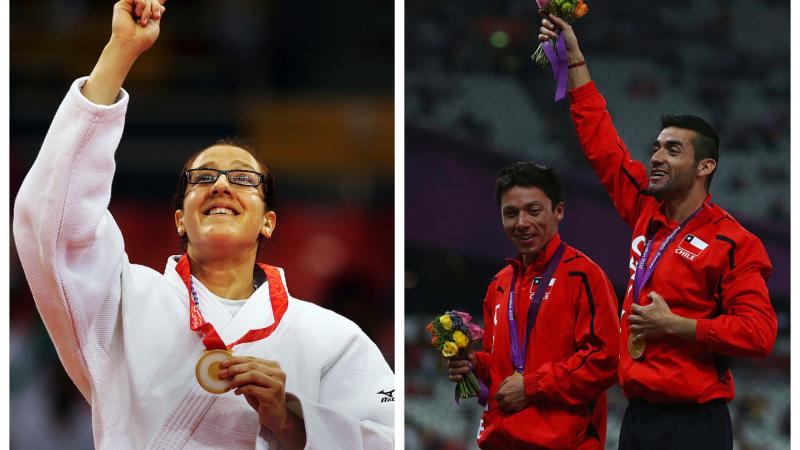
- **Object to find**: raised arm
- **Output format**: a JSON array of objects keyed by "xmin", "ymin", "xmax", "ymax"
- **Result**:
[
  {"xmin": 12, "ymin": 0, "xmax": 165, "ymax": 400},
  {"xmin": 538, "ymin": 14, "xmax": 590, "ymax": 90},
  {"xmin": 83, "ymin": 0, "xmax": 165, "ymax": 104},
  {"xmin": 539, "ymin": 15, "xmax": 650, "ymax": 228}
]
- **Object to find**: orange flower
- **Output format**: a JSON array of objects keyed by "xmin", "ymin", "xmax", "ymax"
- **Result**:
[
  {"xmin": 574, "ymin": 1, "xmax": 588, "ymax": 18},
  {"xmin": 431, "ymin": 336, "xmax": 438, "ymax": 346},
  {"xmin": 426, "ymin": 322, "xmax": 434, "ymax": 334}
]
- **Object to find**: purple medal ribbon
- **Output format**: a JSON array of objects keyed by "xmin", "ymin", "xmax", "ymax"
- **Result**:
[
  {"xmin": 632, "ymin": 205, "xmax": 705, "ymax": 303},
  {"xmin": 541, "ymin": 31, "xmax": 568, "ymax": 101},
  {"xmin": 508, "ymin": 242, "xmax": 566, "ymax": 373}
]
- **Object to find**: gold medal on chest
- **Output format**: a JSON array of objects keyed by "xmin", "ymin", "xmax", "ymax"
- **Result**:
[
  {"xmin": 628, "ymin": 334, "xmax": 646, "ymax": 360},
  {"xmin": 195, "ymin": 349, "xmax": 233, "ymax": 394}
]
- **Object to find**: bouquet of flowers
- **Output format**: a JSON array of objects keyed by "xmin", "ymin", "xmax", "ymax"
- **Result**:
[
  {"xmin": 531, "ymin": 0, "xmax": 588, "ymax": 68},
  {"xmin": 426, "ymin": 310, "xmax": 484, "ymax": 399}
]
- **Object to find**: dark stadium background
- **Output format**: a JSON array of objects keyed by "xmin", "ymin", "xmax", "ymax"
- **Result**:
[
  {"xmin": 9, "ymin": 1, "xmax": 393, "ymax": 448},
  {"xmin": 404, "ymin": 0, "xmax": 790, "ymax": 448}
]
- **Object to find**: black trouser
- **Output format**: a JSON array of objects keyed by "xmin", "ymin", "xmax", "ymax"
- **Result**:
[{"xmin": 618, "ymin": 399, "xmax": 732, "ymax": 450}]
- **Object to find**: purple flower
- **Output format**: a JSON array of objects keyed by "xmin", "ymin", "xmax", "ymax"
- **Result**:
[
  {"xmin": 454, "ymin": 311, "xmax": 473, "ymax": 325},
  {"xmin": 468, "ymin": 323, "xmax": 484, "ymax": 341},
  {"xmin": 537, "ymin": 0, "xmax": 551, "ymax": 9}
]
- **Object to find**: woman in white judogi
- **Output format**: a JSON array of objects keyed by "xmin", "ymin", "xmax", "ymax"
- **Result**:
[{"xmin": 12, "ymin": 1, "xmax": 394, "ymax": 449}]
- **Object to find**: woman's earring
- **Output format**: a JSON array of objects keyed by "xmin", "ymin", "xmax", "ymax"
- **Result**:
[{"xmin": 177, "ymin": 226, "xmax": 185, "ymax": 236}]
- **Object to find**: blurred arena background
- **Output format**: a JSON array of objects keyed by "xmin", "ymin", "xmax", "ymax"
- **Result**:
[
  {"xmin": 10, "ymin": 1, "xmax": 393, "ymax": 448},
  {"xmin": 405, "ymin": 0, "xmax": 789, "ymax": 449}
]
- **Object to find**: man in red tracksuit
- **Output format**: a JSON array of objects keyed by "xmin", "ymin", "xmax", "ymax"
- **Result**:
[
  {"xmin": 449, "ymin": 162, "xmax": 620, "ymax": 449},
  {"xmin": 539, "ymin": 16, "xmax": 778, "ymax": 450}
]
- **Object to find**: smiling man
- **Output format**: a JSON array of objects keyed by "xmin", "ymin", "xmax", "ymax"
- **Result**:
[
  {"xmin": 448, "ymin": 162, "xmax": 620, "ymax": 450},
  {"xmin": 539, "ymin": 15, "xmax": 778, "ymax": 450}
]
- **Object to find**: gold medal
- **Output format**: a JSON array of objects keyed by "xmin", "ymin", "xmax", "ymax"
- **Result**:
[
  {"xmin": 195, "ymin": 349, "xmax": 233, "ymax": 394},
  {"xmin": 628, "ymin": 334, "xmax": 646, "ymax": 360}
]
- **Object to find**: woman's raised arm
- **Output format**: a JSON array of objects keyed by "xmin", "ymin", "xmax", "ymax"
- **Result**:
[
  {"xmin": 12, "ymin": 0, "xmax": 166, "ymax": 400},
  {"xmin": 82, "ymin": 0, "xmax": 165, "ymax": 105}
]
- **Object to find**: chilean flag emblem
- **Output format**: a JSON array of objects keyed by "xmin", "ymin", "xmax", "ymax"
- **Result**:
[
  {"xmin": 531, "ymin": 277, "xmax": 557, "ymax": 300},
  {"xmin": 676, "ymin": 234, "xmax": 709, "ymax": 260}
]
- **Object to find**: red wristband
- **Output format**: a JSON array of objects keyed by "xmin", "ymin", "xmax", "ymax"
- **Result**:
[{"xmin": 568, "ymin": 61, "xmax": 586, "ymax": 69}]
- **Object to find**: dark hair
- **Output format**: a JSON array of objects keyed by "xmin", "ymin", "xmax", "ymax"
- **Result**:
[
  {"xmin": 660, "ymin": 114, "xmax": 719, "ymax": 189},
  {"xmin": 174, "ymin": 138, "xmax": 276, "ymax": 251},
  {"xmin": 495, "ymin": 162, "xmax": 564, "ymax": 209}
]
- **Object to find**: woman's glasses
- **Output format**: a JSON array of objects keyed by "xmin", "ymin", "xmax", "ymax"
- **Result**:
[{"xmin": 185, "ymin": 168, "xmax": 265, "ymax": 187}]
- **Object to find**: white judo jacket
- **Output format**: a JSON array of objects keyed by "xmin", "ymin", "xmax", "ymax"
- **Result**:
[{"xmin": 13, "ymin": 78, "xmax": 395, "ymax": 449}]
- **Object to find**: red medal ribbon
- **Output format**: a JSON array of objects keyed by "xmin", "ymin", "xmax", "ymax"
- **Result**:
[{"xmin": 175, "ymin": 254, "xmax": 289, "ymax": 350}]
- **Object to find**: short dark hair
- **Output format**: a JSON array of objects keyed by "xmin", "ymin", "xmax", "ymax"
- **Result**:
[
  {"xmin": 174, "ymin": 138, "xmax": 275, "ymax": 251},
  {"xmin": 660, "ymin": 114, "xmax": 719, "ymax": 189},
  {"xmin": 495, "ymin": 162, "xmax": 564, "ymax": 209}
]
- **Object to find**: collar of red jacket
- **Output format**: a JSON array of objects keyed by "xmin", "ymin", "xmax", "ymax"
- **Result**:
[
  {"xmin": 506, "ymin": 233, "xmax": 562, "ymax": 273},
  {"xmin": 650, "ymin": 194, "xmax": 715, "ymax": 233}
]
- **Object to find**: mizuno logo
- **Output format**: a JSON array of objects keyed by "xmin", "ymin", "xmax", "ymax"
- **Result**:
[{"xmin": 378, "ymin": 389, "xmax": 395, "ymax": 403}]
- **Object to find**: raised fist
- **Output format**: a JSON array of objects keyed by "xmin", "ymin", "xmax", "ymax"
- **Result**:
[{"xmin": 110, "ymin": 0, "xmax": 167, "ymax": 56}]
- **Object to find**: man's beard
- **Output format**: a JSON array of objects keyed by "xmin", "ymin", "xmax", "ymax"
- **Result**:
[{"xmin": 646, "ymin": 169, "xmax": 697, "ymax": 199}]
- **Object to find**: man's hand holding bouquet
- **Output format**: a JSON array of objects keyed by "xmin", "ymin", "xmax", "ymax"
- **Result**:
[
  {"xmin": 426, "ymin": 311, "xmax": 484, "ymax": 400},
  {"xmin": 531, "ymin": 0, "xmax": 588, "ymax": 100}
]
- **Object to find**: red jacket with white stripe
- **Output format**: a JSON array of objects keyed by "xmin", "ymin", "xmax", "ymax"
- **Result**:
[
  {"xmin": 568, "ymin": 81, "xmax": 777, "ymax": 404},
  {"xmin": 473, "ymin": 234, "xmax": 620, "ymax": 450}
]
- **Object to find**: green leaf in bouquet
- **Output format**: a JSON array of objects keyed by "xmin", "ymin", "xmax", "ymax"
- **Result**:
[
  {"xmin": 561, "ymin": 1, "xmax": 575, "ymax": 18},
  {"xmin": 531, "ymin": 40, "xmax": 555, "ymax": 68}
]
